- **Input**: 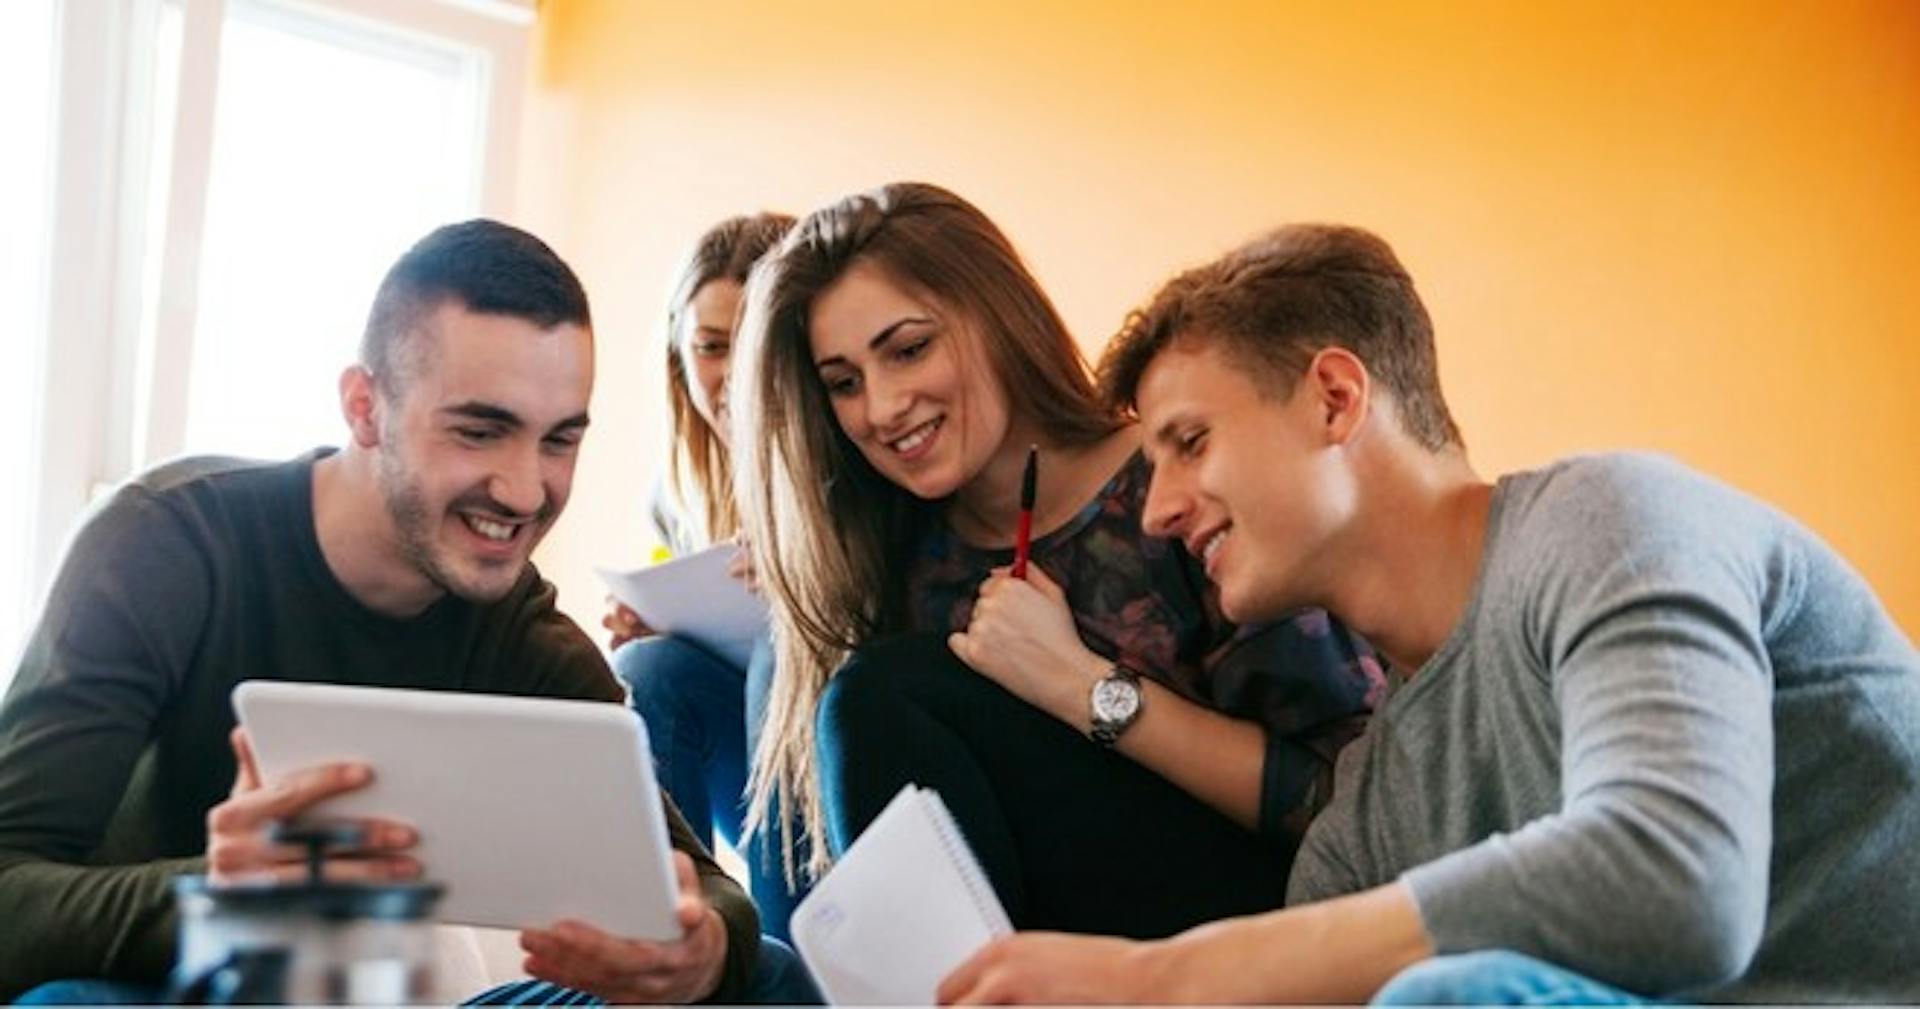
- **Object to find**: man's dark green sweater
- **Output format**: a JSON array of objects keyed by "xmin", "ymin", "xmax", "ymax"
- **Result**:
[{"xmin": 0, "ymin": 453, "xmax": 760, "ymax": 1000}]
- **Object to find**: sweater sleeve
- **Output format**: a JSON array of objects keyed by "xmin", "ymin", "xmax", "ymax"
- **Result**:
[
  {"xmin": 1283, "ymin": 730, "xmax": 1374, "ymax": 906},
  {"xmin": 0, "ymin": 489, "xmax": 211, "ymax": 998},
  {"xmin": 1401, "ymin": 466, "xmax": 1776, "ymax": 995},
  {"xmin": 662, "ymin": 791, "xmax": 762, "ymax": 1003}
]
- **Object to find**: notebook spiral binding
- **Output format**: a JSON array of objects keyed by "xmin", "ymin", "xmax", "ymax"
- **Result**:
[{"xmin": 920, "ymin": 789, "xmax": 1014, "ymax": 935}]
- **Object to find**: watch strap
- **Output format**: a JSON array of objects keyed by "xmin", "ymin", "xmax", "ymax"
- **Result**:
[{"xmin": 1089, "ymin": 662, "xmax": 1143, "ymax": 748}]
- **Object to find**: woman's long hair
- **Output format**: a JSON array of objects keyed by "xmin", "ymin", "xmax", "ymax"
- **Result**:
[
  {"xmin": 731, "ymin": 182, "xmax": 1122, "ymax": 880},
  {"xmin": 662, "ymin": 212, "xmax": 794, "ymax": 545}
]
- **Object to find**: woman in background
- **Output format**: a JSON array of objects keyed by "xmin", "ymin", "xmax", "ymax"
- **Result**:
[
  {"xmin": 602, "ymin": 211, "xmax": 806, "ymax": 939},
  {"xmin": 730, "ymin": 182, "xmax": 1384, "ymax": 938}
]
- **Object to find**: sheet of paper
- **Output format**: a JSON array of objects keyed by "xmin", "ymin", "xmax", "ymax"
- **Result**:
[
  {"xmin": 791, "ymin": 786, "xmax": 1012, "ymax": 1004},
  {"xmin": 595, "ymin": 545, "xmax": 768, "ymax": 667}
]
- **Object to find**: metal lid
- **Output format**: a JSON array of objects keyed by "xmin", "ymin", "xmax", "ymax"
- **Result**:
[{"xmin": 174, "ymin": 875, "xmax": 443, "ymax": 922}]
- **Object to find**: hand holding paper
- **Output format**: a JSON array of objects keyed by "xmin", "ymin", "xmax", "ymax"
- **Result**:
[
  {"xmin": 601, "ymin": 598, "xmax": 652, "ymax": 650},
  {"xmin": 596, "ymin": 545, "xmax": 769, "ymax": 666}
]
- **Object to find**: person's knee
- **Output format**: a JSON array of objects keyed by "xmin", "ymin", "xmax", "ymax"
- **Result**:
[
  {"xmin": 814, "ymin": 635, "xmax": 955, "ymax": 850},
  {"xmin": 748, "ymin": 936, "xmax": 824, "ymax": 1005},
  {"xmin": 817, "ymin": 641, "xmax": 896, "ymax": 733},
  {"xmin": 1373, "ymin": 950, "xmax": 1545, "ymax": 1005},
  {"xmin": 820, "ymin": 633, "xmax": 971, "ymax": 729},
  {"xmin": 616, "ymin": 636, "xmax": 717, "ymax": 712}
]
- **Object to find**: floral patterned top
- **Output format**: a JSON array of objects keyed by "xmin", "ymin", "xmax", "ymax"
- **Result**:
[{"xmin": 906, "ymin": 450, "xmax": 1387, "ymax": 840}]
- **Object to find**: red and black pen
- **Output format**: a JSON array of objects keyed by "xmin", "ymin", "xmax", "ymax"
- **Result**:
[{"xmin": 1012, "ymin": 444, "xmax": 1037, "ymax": 579}]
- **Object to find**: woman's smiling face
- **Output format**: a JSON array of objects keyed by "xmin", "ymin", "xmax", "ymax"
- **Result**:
[{"xmin": 807, "ymin": 261, "xmax": 1011, "ymax": 500}]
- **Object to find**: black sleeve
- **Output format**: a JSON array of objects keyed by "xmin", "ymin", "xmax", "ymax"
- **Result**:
[{"xmin": 0, "ymin": 489, "xmax": 212, "ymax": 997}]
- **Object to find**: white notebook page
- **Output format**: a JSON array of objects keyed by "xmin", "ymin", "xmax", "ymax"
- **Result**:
[{"xmin": 791, "ymin": 785, "xmax": 1012, "ymax": 1004}]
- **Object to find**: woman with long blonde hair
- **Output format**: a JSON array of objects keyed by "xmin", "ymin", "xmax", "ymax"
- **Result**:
[
  {"xmin": 599, "ymin": 211, "xmax": 808, "ymax": 938},
  {"xmin": 732, "ymin": 182, "xmax": 1383, "ymax": 936}
]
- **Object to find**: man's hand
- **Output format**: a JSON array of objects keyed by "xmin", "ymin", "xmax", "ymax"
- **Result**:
[
  {"xmin": 947, "ymin": 564, "xmax": 1107, "ymax": 724},
  {"xmin": 205, "ymin": 727, "xmax": 420, "ymax": 885},
  {"xmin": 938, "ymin": 932, "xmax": 1166, "ymax": 1005},
  {"xmin": 945, "ymin": 885, "xmax": 1436, "ymax": 1005},
  {"xmin": 519, "ymin": 851, "xmax": 729, "ymax": 1004}
]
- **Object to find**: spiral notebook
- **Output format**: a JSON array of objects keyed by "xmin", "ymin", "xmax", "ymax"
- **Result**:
[{"xmin": 790, "ymin": 785, "xmax": 1012, "ymax": 1005}]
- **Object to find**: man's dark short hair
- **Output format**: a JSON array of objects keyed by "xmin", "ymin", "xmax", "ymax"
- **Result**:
[
  {"xmin": 1099, "ymin": 223, "xmax": 1461, "ymax": 451},
  {"xmin": 360, "ymin": 219, "xmax": 591, "ymax": 397}
]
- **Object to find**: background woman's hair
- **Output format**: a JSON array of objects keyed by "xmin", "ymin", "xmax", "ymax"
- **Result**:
[
  {"xmin": 662, "ymin": 212, "xmax": 795, "ymax": 546},
  {"xmin": 730, "ymin": 181, "xmax": 1122, "ymax": 880}
]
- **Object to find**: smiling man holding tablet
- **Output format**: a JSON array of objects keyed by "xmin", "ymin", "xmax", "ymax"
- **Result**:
[{"xmin": 0, "ymin": 221, "xmax": 813, "ymax": 1005}]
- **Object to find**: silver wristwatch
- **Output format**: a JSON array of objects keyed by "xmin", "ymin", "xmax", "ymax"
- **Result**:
[{"xmin": 1089, "ymin": 663, "xmax": 1144, "ymax": 747}]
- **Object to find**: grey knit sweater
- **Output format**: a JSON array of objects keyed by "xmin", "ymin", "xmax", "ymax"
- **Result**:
[{"xmin": 1289, "ymin": 453, "xmax": 1920, "ymax": 1002}]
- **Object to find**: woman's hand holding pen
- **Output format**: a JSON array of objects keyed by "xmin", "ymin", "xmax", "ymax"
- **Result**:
[{"xmin": 948, "ymin": 564, "xmax": 1110, "ymax": 727}]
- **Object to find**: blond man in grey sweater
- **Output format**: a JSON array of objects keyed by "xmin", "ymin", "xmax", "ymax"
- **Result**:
[{"xmin": 936, "ymin": 224, "xmax": 1919, "ymax": 1004}]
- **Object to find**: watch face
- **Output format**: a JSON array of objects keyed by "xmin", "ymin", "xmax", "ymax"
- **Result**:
[{"xmin": 1092, "ymin": 677, "xmax": 1141, "ymax": 723}]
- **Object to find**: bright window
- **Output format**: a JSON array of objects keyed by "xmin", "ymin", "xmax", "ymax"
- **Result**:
[
  {"xmin": 0, "ymin": 0, "xmax": 59, "ymax": 671},
  {"xmin": 10, "ymin": 0, "xmax": 530, "ymax": 688},
  {"xmin": 182, "ymin": 0, "xmax": 487, "ymax": 458}
]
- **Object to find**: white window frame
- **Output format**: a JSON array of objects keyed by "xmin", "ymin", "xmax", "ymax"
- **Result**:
[
  {"xmin": 27, "ymin": 0, "xmax": 533, "ymax": 623},
  {"xmin": 1, "ymin": 0, "xmax": 62, "ymax": 669}
]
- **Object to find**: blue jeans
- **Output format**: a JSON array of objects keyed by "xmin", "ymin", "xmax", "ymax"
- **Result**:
[
  {"xmin": 616, "ymin": 634, "xmax": 749, "ymax": 853},
  {"xmin": 14, "ymin": 979, "xmax": 161, "ymax": 1004},
  {"xmin": 19, "ymin": 939, "xmax": 822, "ymax": 1006},
  {"xmin": 466, "ymin": 934, "xmax": 822, "ymax": 1005},
  {"xmin": 1374, "ymin": 950, "xmax": 1653, "ymax": 1005},
  {"xmin": 617, "ymin": 634, "xmax": 808, "ymax": 942}
]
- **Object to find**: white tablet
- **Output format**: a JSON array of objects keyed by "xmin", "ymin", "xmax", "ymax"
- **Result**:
[{"xmin": 231, "ymin": 681, "xmax": 682, "ymax": 940}]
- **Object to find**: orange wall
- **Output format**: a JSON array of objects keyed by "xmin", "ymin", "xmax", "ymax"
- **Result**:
[{"xmin": 520, "ymin": 0, "xmax": 1920, "ymax": 637}]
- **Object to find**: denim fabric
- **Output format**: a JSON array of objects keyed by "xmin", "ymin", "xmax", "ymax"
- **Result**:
[
  {"xmin": 739, "ymin": 637, "xmax": 809, "ymax": 943},
  {"xmin": 616, "ymin": 635, "xmax": 749, "ymax": 853},
  {"xmin": 1374, "ymin": 950, "xmax": 1652, "ymax": 1006},
  {"xmin": 14, "ymin": 978, "xmax": 162, "ymax": 1004},
  {"xmin": 618, "ymin": 634, "xmax": 809, "ymax": 943},
  {"xmin": 464, "ymin": 935, "xmax": 822, "ymax": 1006}
]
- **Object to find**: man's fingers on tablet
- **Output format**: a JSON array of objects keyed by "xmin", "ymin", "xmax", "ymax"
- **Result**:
[
  {"xmin": 207, "ymin": 834, "xmax": 417, "ymax": 884},
  {"xmin": 671, "ymin": 851, "xmax": 699, "ymax": 893},
  {"xmin": 350, "ymin": 819, "xmax": 418, "ymax": 851},
  {"xmin": 675, "ymin": 895, "xmax": 705, "ymax": 932},
  {"xmin": 525, "ymin": 929, "xmax": 624, "ymax": 994},
  {"xmin": 245, "ymin": 762, "xmax": 373, "ymax": 821},
  {"xmin": 229, "ymin": 727, "xmax": 262, "ymax": 793},
  {"xmin": 208, "ymin": 763, "xmax": 372, "ymax": 839},
  {"xmin": 324, "ymin": 853, "xmax": 423, "ymax": 882},
  {"xmin": 208, "ymin": 863, "xmax": 307, "ymax": 887},
  {"xmin": 553, "ymin": 921, "xmax": 635, "ymax": 968},
  {"xmin": 207, "ymin": 833, "xmax": 304, "ymax": 877},
  {"xmin": 564, "ymin": 922, "xmax": 688, "ymax": 985}
]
